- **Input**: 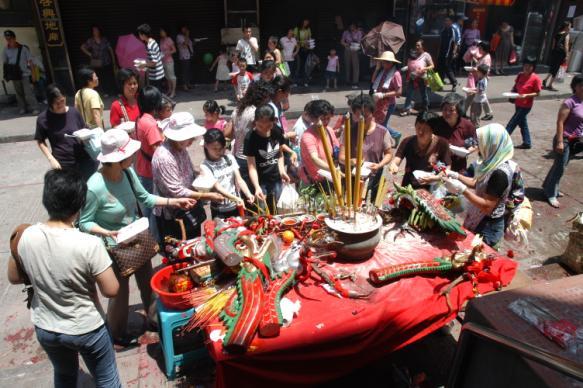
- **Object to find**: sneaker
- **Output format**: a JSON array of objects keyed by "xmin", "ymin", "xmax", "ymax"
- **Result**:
[
  {"xmin": 482, "ymin": 114, "xmax": 494, "ymax": 121},
  {"xmin": 547, "ymin": 197, "xmax": 560, "ymax": 208},
  {"xmin": 542, "ymin": 79, "xmax": 547, "ymax": 89},
  {"xmin": 515, "ymin": 143, "xmax": 532, "ymax": 149},
  {"xmin": 351, "ymin": 84, "xmax": 359, "ymax": 89}
]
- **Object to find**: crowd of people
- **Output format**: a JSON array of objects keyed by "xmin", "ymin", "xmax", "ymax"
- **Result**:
[{"xmin": 5, "ymin": 14, "xmax": 583, "ymax": 387}]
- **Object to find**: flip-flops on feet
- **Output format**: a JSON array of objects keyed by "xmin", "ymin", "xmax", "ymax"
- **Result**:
[{"xmin": 548, "ymin": 197, "xmax": 560, "ymax": 208}]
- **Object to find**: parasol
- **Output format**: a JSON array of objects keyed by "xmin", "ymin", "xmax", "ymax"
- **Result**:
[
  {"xmin": 115, "ymin": 34, "xmax": 147, "ymax": 69},
  {"xmin": 361, "ymin": 21, "xmax": 406, "ymax": 57}
]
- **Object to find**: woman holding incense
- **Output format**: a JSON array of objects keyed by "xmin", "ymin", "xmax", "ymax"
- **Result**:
[
  {"xmin": 339, "ymin": 94, "xmax": 393, "ymax": 201},
  {"xmin": 299, "ymin": 99, "xmax": 339, "ymax": 185},
  {"xmin": 388, "ymin": 111, "xmax": 451, "ymax": 190}
]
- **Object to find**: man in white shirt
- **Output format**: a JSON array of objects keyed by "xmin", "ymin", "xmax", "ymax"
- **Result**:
[
  {"xmin": 236, "ymin": 25, "xmax": 259, "ymax": 72},
  {"xmin": 280, "ymin": 28, "xmax": 299, "ymax": 81}
]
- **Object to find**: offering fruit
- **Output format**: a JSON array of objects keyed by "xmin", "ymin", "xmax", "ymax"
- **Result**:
[
  {"xmin": 168, "ymin": 273, "xmax": 194, "ymax": 293},
  {"xmin": 281, "ymin": 230, "xmax": 295, "ymax": 244}
]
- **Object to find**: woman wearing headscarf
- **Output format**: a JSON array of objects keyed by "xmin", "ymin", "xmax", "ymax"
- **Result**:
[{"xmin": 443, "ymin": 123, "xmax": 524, "ymax": 247}]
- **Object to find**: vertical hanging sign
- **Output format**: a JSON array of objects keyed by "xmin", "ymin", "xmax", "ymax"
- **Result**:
[
  {"xmin": 36, "ymin": 0, "xmax": 64, "ymax": 47},
  {"xmin": 33, "ymin": 0, "xmax": 75, "ymax": 93}
]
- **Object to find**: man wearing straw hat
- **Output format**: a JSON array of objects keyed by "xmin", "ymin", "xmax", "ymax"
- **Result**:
[{"xmin": 371, "ymin": 51, "xmax": 403, "ymax": 147}]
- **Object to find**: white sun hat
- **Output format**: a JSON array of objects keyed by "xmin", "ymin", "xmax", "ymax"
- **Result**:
[
  {"xmin": 161, "ymin": 112, "xmax": 206, "ymax": 141},
  {"xmin": 97, "ymin": 128, "xmax": 141, "ymax": 163},
  {"xmin": 373, "ymin": 51, "xmax": 401, "ymax": 64}
]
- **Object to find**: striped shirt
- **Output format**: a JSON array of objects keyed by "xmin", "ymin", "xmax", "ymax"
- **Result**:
[{"xmin": 146, "ymin": 38, "xmax": 164, "ymax": 81}]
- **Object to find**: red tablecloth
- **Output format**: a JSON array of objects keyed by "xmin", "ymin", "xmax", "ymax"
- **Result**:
[{"xmin": 205, "ymin": 230, "xmax": 517, "ymax": 387}]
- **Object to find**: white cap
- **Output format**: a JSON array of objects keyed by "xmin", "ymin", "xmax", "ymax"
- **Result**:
[
  {"xmin": 97, "ymin": 128, "xmax": 141, "ymax": 163},
  {"xmin": 160, "ymin": 112, "xmax": 206, "ymax": 141}
]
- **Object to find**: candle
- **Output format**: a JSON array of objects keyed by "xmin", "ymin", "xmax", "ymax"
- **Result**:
[
  {"xmin": 353, "ymin": 116, "xmax": 365, "ymax": 210},
  {"xmin": 317, "ymin": 120, "xmax": 344, "ymax": 207},
  {"xmin": 344, "ymin": 113, "xmax": 352, "ymax": 209}
]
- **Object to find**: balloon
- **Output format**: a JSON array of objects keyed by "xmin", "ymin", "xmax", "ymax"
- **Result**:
[{"xmin": 203, "ymin": 52, "xmax": 213, "ymax": 65}]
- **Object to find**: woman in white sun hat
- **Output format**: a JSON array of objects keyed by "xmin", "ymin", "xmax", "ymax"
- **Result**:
[
  {"xmin": 152, "ymin": 112, "xmax": 224, "ymax": 241},
  {"xmin": 79, "ymin": 128, "xmax": 195, "ymax": 349}
]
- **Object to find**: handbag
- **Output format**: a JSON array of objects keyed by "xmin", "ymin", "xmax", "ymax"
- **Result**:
[
  {"xmin": 3, "ymin": 45, "xmax": 23, "ymax": 81},
  {"xmin": 427, "ymin": 70, "xmax": 444, "ymax": 92},
  {"xmin": 90, "ymin": 58, "xmax": 103, "ymax": 68},
  {"xmin": 106, "ymin": 170, "xmax": 159, "ymax": 277},
  {"xmin": 9, "ymin": 223, "xmax": 33, "ymax": 308}
]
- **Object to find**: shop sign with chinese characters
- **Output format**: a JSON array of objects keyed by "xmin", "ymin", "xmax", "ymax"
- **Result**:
[{"xmin": 36, "ymin": 0, "xmax": 64, "ymax": 47}]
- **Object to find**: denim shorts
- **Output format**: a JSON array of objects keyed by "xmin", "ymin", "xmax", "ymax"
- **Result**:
[{"xmin": 325, "ymin": 70, "xmax": 338, "ymax": 80}]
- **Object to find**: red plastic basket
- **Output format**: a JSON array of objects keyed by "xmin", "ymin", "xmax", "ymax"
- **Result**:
[{"xmin": 151, "ymin": 264, "xmax": 193, "ymax": 310}]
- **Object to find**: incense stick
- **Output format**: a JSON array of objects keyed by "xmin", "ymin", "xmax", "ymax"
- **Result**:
[
  {"xmin": 353, "ymin": 116, "xmax": 365, "ymax": 210},
  {"xmin": 344, "ymin": 113, "xmax": 352, "ymax": 207}
]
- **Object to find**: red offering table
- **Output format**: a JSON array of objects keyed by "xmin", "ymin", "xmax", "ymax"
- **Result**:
[{"xmin": 205, "ymin": 230, "xmax": 517, "ymax": 387}]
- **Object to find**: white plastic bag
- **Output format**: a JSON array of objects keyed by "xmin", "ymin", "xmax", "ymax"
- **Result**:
[{"xmin": 277, "ymin": 183, "xmax": 299, "ymax": 213}]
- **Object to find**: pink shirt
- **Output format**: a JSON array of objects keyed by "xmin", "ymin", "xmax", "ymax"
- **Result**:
[
  {"xmin": 326, "ymin": 55, "xmax": 339, "ymax": 72},
  {"xmin": 205, "ymin": 118, "xmax": 227, "ymax": 131},
  {"xmin": 134, "ymin": 113, "xmax": 163, "ymax": 178},
  {"xmin": 373, "ymin": 70, "xmax": 402, "ymax": 124},
  {"xmin": 299, "ymin": 125, "xmax": 339, "ymax": 183},
  {"xmin": 159, "ymin": 37, "xmax": 175, "ymax": 64}
]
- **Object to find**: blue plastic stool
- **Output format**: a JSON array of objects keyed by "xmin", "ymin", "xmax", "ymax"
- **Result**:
[{"xmin": 157, "ymin": 299, "xmax": 208, "ymax": 379}]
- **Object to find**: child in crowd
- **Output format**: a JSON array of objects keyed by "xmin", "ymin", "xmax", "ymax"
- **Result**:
[
  {"xmin": 203, "ymin": 100, "xmax": 228, "ymax": 131},
  {"xmin": 202, "ymin": 129, "xmax": 254, "ymax": 218},
  {"xmin": 158, "ymin": 95, "xmax": 175, "ymax": 121},
  {"xmin": 229, "ymin": 50, "xmax": 240, "ymax": 77},
  {"xmin": 232, "ymin": 57, "xmax": 253, "ymax": 101},
  {"xmin": 244, "ymin": 105, "xmax": 290, "ymax": 213},
  {"xmin": 469, "ymin": 64, "xmax": 489, "ymax": 126},
  {"xmin": 209, "ymin": 48, "xmax": 231, "ymax": 92},
  {"xmin": 325, "ymin": 48, "xmax": 339, "ymax": 90}
]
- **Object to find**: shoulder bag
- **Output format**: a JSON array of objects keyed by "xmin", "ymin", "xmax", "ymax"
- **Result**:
[
  {"xmin": 9, "ymin": 223, "xmax": 33, "ymax": 308},
  {"xmin": 3, "ymin": 45, "xmax": 23, "ymax": 81},
  {"xmin": 106, "ymin": 170, "xmax": 159, "ymax": 277}
]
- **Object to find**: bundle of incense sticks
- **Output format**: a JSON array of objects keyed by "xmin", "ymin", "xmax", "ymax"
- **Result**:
[
  {"xmin": 318, "ymin": 115, "xmax": 370, "ymax": 219},
  {"xmin": 317, "ymin": 120, "xmax": 344, "ymax": 207}
]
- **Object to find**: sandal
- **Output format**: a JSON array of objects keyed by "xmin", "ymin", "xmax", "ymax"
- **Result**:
[
  {"xmin": 547, "ymin": 197, "xmax": 560, "ymax": 208},
  {"xmin": 399, "ymin": 110, "xmax": 411, "ymax": 117}
]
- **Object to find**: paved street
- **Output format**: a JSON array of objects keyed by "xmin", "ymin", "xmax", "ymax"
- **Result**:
[{"xmin": 0, "ymin": 77, "xmax": 581, "ymax": 386}]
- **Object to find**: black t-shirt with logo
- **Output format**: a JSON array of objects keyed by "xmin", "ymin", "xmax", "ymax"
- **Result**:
[{"xmin": 243, "ymin": 126, "xmax": 285, "ymax": 184}]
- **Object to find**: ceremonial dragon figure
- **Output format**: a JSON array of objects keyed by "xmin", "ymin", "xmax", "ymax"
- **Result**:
[
  {"xmin": 392, "ymin": 183, "xmax": 466, "ymax": 236},
  {"xmin": 219, "ymin": 231, "xmax": 299, "ymax": 353}
]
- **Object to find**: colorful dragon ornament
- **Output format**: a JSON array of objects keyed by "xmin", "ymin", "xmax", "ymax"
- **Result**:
[{"xmin": 391, "ymin": 183, "xmax": 466, "ymax": 236}]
